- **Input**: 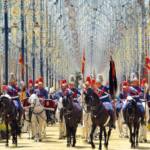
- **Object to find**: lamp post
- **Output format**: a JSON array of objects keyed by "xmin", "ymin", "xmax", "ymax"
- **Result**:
[
  {"xmin": 25, "ymin": 16, "xmax": 28, "ymax": 86},
  {"xmin": 32, "ymin": 0, "xmax": 40, "ymax": 82},
  {"xmin": 21, "ymin": 0, "xmax": 25, "ymax": 81},
  {"xmin": 40, "ymin": 0, "xmax": 43, "ymax": 77},
  {"xmin": 4, "ymin": 0, "xmax": 8, "ymax": 85},
  {"xmin": 32, "ymin": 0, "xmax": 36, "ymax": 82}
]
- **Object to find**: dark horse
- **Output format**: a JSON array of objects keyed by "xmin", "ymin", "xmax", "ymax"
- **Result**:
[
  {"xmin": 0, "ymin": 95, "xmax": 21, "ymax": 147},
  {"xmin": 84, "ymin": 89, "xmax": 114, "ymax": 150},
  {"xmin": 123, "ymin": 98, "xmax": 141, "ymax": 148},
  {"xmin": 62, "ymin": 95, "xmax": 82, "ymax": 147}
]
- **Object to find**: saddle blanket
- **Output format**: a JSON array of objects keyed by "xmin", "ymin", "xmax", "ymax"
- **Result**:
[
  {"xmin": 13, "ymin": 100, "xmax": 19, "ymax": 109},
  {"xmin": 72, "ymin": 101, "xmax": 82, "ymax": 113},
  {"xmin": 103, "ymin": 102, "xmax": 113, "ymax": 111},
  {"xmin": 123, "ymin": 102, "xmax": 145, "ymax": 114},
  {"xmin": 116, "ymin": 102, "xmax": 123, "ymax": 113}
]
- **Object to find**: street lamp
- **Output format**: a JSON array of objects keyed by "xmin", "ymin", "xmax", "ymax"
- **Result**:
[{"xmin": 4, "ymin": 0, "xmax": 9, "ymax": 85}]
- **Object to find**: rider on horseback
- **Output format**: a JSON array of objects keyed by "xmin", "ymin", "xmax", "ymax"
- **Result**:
[
  {"xmin": 123, "ymin": 76, "xmax": 145, "ymax": 125},
  {"xmin": 35, "ymin": 77, "xmax": 49, "ymax": 123},
  {"xmin": 95, "ymin": 74, "xmax": 116, "ymax": 129},
  {"xmin": 6, "ymin": 73, "xmax": 23, "ymax": 127},
  {"xmin": 116, "ymin": 81, "xmax": 129, "ymax": 117}
]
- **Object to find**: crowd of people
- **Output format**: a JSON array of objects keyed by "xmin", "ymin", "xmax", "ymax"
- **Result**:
[{"xmin": 1, "ymin": 72, "xmax": 150, "ymax": 130}]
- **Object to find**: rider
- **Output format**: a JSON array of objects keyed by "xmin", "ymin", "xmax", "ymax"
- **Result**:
[
  {"xmin": 68, "ymin": 80, "xmax": 81, "ymax": 103},
  {"xmin": 6, "ymin": 73, "xmax": 23, "ymax": 126},
  {"xmin": 35, "ymin": 77, "xmax": 49, "ymax": 122},
  {"xmin": 57, "ymin": 79, "xmax": 69, "ymax": 139},
  {"xmin": 129, "ymin": 77, "xmax": 145, "ymax": 125},
  {"xmin": 122, "ymin": 75, "xmax": 145, "ymax": 125},
  {"xmin": 116, "ymin": 81, "xmax": 129, "ymax": 116},
  {"xmin": 95, "ymin": 74, "xmax": 116, "ymax": 129}
]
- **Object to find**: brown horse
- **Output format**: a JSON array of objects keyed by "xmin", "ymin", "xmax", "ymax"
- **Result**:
[
  {"xmin": 0, "ymin": 95, "xmax": 21, "ymax": 147},
  {"xmin": 84, "ymin": 89, "xmax": 114, "ymax": 150},
  {"xmin": 62, "ymin": 95, "xmax": 82, "ymax": 147},
  {"xmin": 123, "ymin": 98, "xmax": 141, "ymax": 148}
]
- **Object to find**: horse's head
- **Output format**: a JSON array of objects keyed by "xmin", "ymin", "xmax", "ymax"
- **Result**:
[
  {"xmin": 0, "ymin": 94, "xmax": 11, "ymax": 117},
  {"xmin": 84, "ymin": 88, "xmax": 101, "ymax": 111},
  {"xmin": 126, "ymin": 97, "xmax": 137, "ymax": 123},
  {"xmin": 62, "ymin": 96, "xmax": 73, "ymax": 111},
  {"xmin": 84, "ymin": 88, "xmax": 94, "ymax": 106},
  {"xmin": 28, "ymin": 94, "xmax": 40, "ymax": 107}
]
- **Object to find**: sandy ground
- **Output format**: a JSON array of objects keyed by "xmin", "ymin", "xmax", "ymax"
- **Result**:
[{"xmin": 0, "ymin": 124, "xmax": 150, "ymax": 150}]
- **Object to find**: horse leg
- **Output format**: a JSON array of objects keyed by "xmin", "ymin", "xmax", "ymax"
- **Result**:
[
  {"xmin": 103, "ymin": 127, "xmax": 107, "ymax": 149},
  {"xmin": 106, "ymin": 127, "xmax": 112, "ymax": 149},
  {"xmin": 66, "ymin": 125, "xmax": 71, "ymax": 147},
  {"xmin": 11, "ymin": 122, "xmax": 17, "ymax": 147},
  {"xmin": 72, "ymin": 126, "xmax": 77, "ymax": 147},
  {"xmin": 14, "ymin": 121, "xmax": 18, "ymax": 146},
  {"xmin": 90, "ymin": 124, "xmax": 96, "ymax": 149},
  {"xmin": 5, "ymin": 122, "xmax": 9, "ymax": 147},
  {"xmin": 135, "ymin": 124, "xmax": 139, "ymax": 147},
  {"xmin": 98, "ymin": 127, "xmax": 103, "ymax": 150},
  {"xmin": 129, "ymin": 125, "xmax": 134, "ymax": 148}
]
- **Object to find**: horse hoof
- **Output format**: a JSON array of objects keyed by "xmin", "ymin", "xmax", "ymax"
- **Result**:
[
  {"xmin": 144, "ymin": 139, "xmax": 147, "ymax": 143},
  {"xmin": 91, "ymin": 144, "xmax": 95, "ymax": 149},
  {"xmin": 124, "ymin": 135, "xmax": 129, "ymax": 138},
  {"xmin": 104, "ymin": 144, "xmax": 108, "ymax": 150},
  {"xmin": 5, "ymin": 143, "xmax": 8, "ymax": 147},
  {"xmin": 39, "ymin": 139, "xmax": 42, "ymax": 142},
  {"xmin": 67, "ymin": 143, "xmax": 70, "ymax": 147}
]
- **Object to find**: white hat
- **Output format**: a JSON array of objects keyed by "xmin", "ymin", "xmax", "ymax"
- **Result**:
[
  {"xmin": 96, "ymin": 74, "xmax": 103, "ymax": 83},
  {"xmin": 130, "ymin": 72, "xmax": 137, "ymax": 82},
  {"xmin": 49, "ymin": 87, "xmax": 55, "ymax": 94}
]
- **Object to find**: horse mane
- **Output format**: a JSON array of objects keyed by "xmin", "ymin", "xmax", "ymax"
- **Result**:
[{"xmin": 0, "ymin": 94, "xmax": 11, "ymax": 100}]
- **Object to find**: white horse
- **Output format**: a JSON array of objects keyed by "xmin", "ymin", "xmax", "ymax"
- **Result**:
[
  {"xmin": 116, "ymin": 100, "xmax": 129, "ymax": 138},
  {"xmin": 28, "ymin": 94, "xmax": 47, "ymax": 142},
  {"xmin": 139, "ymin": 101, "xmax": 149, "ymax": 142},
  {"xmin": 55, "ymin": 97, "xmax": 66, "ymax": 139}
]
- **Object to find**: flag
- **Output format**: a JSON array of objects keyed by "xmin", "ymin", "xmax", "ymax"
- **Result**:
[
  {"xmin": 18, "ymin": 51, "xmax": 24, "ymax": 65},
  {"xmin": 109, "ymin": 57, "xmax": 117, "ymax": 98},
  {"xmin": 81, "ymin": 48, "xmax": 85, "ymax": 75},
  {"xmin": 145, "ymin": 56, "xmax": 150, "ymax": 70},
  {"xmin": 18, "ymin": 50, "xmax": 24, "ymax": 77}
]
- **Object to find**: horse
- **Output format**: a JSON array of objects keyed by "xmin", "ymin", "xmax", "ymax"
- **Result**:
[
  {"xmin": 62, "ymin": 95, "xmax": 82, "ymax": 147},
  {"xmin": 28, "ymin": 93, "xmax": 47, "ymax": 142},
  {"xmin": 55, "ymin": 97, "xmax": 66, "ymax": 139},
  {"xmin": 82, "ymin": 94, "xmax": 92, "ymax": 143},
  {"xmin": 0, "ymin": 94, "xmax": 21, "ymax": 147},
  {"xmin": 84, "ymin": 89, "xmax": 114, "ymax": 150},
  {"xmin": 21, "ymin": 98, "xmax": 33, "ymax": 139},
  {"xmin": 139, "ymin": 100, "xmax": 149, "ymax": 143},
  {"xmin": 116, "ymin": 99, "xmax": 129, "ymax": 138},
  {"xmin": 123, "ymin": 96, "xmax": 141, "ymax": 148}
]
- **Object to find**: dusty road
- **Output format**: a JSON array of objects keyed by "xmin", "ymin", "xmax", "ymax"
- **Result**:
[{"xmin": 0, "ymin": 124, "xmax": 150, "ymax": 150}]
